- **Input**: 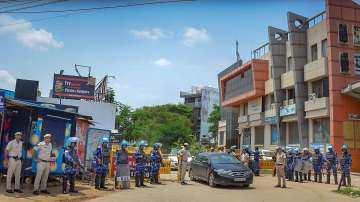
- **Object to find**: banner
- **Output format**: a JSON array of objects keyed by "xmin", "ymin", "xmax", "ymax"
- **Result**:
[{"xmin": 53, "ymin": 74, "xmax": 95, "ymax": 100}]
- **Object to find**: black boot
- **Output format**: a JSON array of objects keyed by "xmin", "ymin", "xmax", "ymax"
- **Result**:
[
  {"xmin": 135, "ymin": 175, "xmax": 140, "ymax": 187},
  {"xmin": 346, "ymin": 175, "xmax": 351, "ymax": 186},
  {"xmin": 342, "ymin": 173, "xmax": 346, "ymax": 186},
  {"xmin": 304, "ymin": 173, "xmax": 307, "ymax": 181},
  {"xmin": 300, "ymin": 173, "xmax": 303, "ymax": 182},
  {"xmin": 69, "ymin": 174, "xmax": 78, "ymax": 193},
  {"xmin": 319, "ymin": 173, "xmax": 322, "ymax": 183},
  {"xmin": 308, "ymin": 171, "xmax": 312, "ymax": 181},
  {"xmin": 334, "ymin": 172, "xmax": 338, "ymax": 185},
  {"xmin": 100, "ymin": 173, "xmax": 106, "ymax": 189},
  {"xmin": 314, "ymin": 173, "xmax": 318, "ymax": 182},
  {"xmin": 140, "ymin": 173, "xmax": 145, "ymax": 186},
  {"xmin": 326, "ymin": 174, "xmax": 330, "ymax": 184},
  {"xmin": 295, "ymin": 172, "xmax": 299, "ymax": 182}
]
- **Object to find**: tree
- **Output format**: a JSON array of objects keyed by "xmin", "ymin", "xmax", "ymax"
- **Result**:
[
  {"xmin": 115, "ymin": 103, "xmax": 133, "ymax": 138},
  {"xmin": 105, "ymin": 87, "xmax": 116, "ymax": 103},
  {"xmin": 208, "ymin": 104, "xmax": 220, "ymax": 139}
]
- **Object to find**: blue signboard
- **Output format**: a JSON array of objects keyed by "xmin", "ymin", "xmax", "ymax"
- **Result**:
[
  {"xmin": 265, "ymin": 116, "xmax": 277, "ymax": 124},
  {"xmin": 0, "ymin": 91, "xmax": 4, "ymax": 112},
  {"xmin": 279, "ymin": 104, "xmax": 296, "ymax": 116}
]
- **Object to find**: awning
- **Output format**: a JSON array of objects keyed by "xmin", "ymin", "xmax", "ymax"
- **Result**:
[{"xmin": 342, "ymin": 80, "xmax": 360, "ymax": 100}]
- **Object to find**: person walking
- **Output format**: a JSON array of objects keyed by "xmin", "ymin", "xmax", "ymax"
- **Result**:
[
  {"xmin": 178, "ymin": 143, "xmax": 190, "ymax": 185},
  {"xmin": 32, "ymin": 134, "xmax": 53, "ymax": 195},
  {"xmin": 5, "ymin": 132, "xmax": 23, "ymax": 193},
  {"xmin": 275, "ymin": 146, "xmax": 286, "ymax": 188}
]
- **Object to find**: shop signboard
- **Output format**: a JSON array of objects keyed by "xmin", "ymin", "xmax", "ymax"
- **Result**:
[
  {"xmin": 52, "ymin": 74, "xmax": 96, "ymax": 100},
  {"xmin": 248, "ymin": 97, "xmax": 262, "ymax": 115},
  {"xmin": 279, "ymin": 104, "xmax": 296, "ymax": 116},
  {"xmin": 0, "ymin": 91, "xmax": 4, "ymax": 112},
  {"xmin": 265, "ymin": 116, "xmax": 277, "ymax": 124}
]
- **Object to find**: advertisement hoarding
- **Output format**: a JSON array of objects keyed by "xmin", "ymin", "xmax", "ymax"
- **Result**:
[{"xmin": 52, "ymin": 74, "xmax": 96, "ymax": 100}]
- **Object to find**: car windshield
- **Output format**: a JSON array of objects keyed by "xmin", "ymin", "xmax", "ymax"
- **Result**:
[{"xmin": 210, "ymin": 154, "xmax": 240, "ymax": 164}]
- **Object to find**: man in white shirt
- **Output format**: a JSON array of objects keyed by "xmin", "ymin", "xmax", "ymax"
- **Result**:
[
  {"xmin": 4, "ymin": 132, "xmax": 23, "ymax": 193},
  {"xmin": 32, "ymin": 133, "xmax": 53, "ymax": 195}
]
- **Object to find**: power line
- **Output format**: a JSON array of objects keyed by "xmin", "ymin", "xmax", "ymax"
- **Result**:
[
  {"xmin": 0, "ymin": 0, "xmax": 45, "ymax": 10},
  {"xmin": 0, "ymin": 0, "xmax": 194, "ymax": 14},
  {"xmin": 1, "ymin": 0, "xmax": 70, "ymax": 12}
]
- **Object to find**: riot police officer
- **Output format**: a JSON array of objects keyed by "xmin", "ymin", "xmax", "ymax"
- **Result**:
[
  {"xmin": 63, "ymin": 137, "xmax": 81, "ymax": 194},
  {"xmin": 302, "ymin": 148, "xmax": 312, "ymax": 181},
  {"xmin": 134, "ymin": 140, "xmax": 147, "ymax": 187},
  {"xmin": 293, "ymin": 148, "xmax": 303, "ymax": 183},
  {"xmin": 325, "ymin": 144, "xmax": 338, "ymax": 184},
  {"xmin": 150, "ymin": 143, "xmax": 162, "ymax": 184},
  {"xmin": 312, "ymin": 146, "xmax": 324, "ymax": 183},
  {"xmin": 253, "ymin": 147, "xmax": 260, "ymax": 176},
  {"xmin": 115, "ymin": 140, "xmax": 130, "ymax": 189},
  {"xmin": 286, "ymin": 149, "xmax": 294, "ymax": 181},
  {"xmin": 93, "ymin": 137, "xmax": 110, "ymax": 190},
  {"xmin": 339, "ymin": 144, "xmax": 352, "ymax": 186},
  {"xmin": 228, "ymin": 145, "xmax": 237, "ymax": 157}
]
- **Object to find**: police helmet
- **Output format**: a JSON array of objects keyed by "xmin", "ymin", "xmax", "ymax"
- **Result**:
[
  {"xmin": 153, "ymin": 143, "xmax": 161, "ymax": 149},
  {"xmin": 120, "ymin": 140, "xmax": 129, "ymax": 146},
  {"xmin": 341, "ymin": 144, "xmax": 348, "ymax": 151},
  {"xmin": 294, "ymin": 148, "xmax": 299, "ymax": 154},
  {"xmin": 101, "ymin": 137, "xmax": 109, "ymax": 144},
  {"xmin": 328, "ymin": 144, "xmax": 333, "ymax": 151},
  {"xmin": 313, "ymin": 145, "xmax": 320, "ymax": 151},
  {"xmin": 66, "ymin": 137, "xmax": 79, "ymax": 147},
  {"xmin": 138, "ymin": 140, "xmax": 147, "ymax": 147},
  {"xmin": 303, "ymin": 147, "xmax": 308, "ymax": 152}
]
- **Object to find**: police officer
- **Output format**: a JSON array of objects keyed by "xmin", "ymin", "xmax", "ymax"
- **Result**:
[
  {"xmin": 62, "ymin": 137, "xmax": 81, "ymax": 194},
  {"xmin": 178, "ymin": 143, "xmax": 190, "ymax": 185},
  {"xmin": 339, "ymin": 144, "xmax": 352, "ymax": 186},
  {"xmin": 302, "ymin": 148, "xmax": 312, "ymax": 181},
  {"xmin": 115, "ymin": 140, "xmax": 130, "ymax": 189},
  {"xmin": 4, "ymin": 132, "xmax": 23, "ymax": 193},
  {"xmin": 240, "ymin": 146, "xmax": 250, "ymax": 168},
  {"xmin": 93, "ymin": 137, "xmax": 110, "ymax": 190},
  {"xmin": 286, "ymin": 149, "xmax": 294, "ymax": 181},
  {"xmin": 228, "ymin": 145, "xmax": 237, "ymax": 157},
  {"xmin": 134, "ymin": 140, "xmax": 147, "ymax": 187},
  {"xmin": 32, "ymin": 134, "xmax": 53, "ymax": 195},
  {"xmin": 325, "ymin": 144, "xmax": 338, "ymax": 184},
  {"xmin": 275, "ymin": 146, "xmax": 286, "ymax": 188},
  {"xmin": 293, "ymin": 148, "xmax": 303, "ymax": 182},
  {"xmin": 312, "ymin": 146, "xmax": 324, "ymax": 183},
  {"xmin": 253, "ymin": 147, "xmax": 260, "ymax": 176},
  {"xmin": 150, "ymin": 143, "xmax": 162, "ymax": 184}
]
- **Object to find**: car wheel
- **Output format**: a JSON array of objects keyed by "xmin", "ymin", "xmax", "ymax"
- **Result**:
[
  {"xmin": 189, "ymin": 169, "xmax": 195, "ymax": 181},
  {"xmin": 208, "ymin": 172, "xmax": 216, "ymax": 187}
]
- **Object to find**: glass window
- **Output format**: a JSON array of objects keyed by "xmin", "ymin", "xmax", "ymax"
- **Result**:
[
  {"xmin": 288, "ymin": 88, "xmax": 295, "ymax": 100},
  {"xmin": 355, "ymin": 54, "xmax": 360, "ymax": 75},
  {"xmin": 339, "ymin": 24, "xmax": 348, "ymax": 43},
  {"xmin": 340, "ymin": 52, "xmax": 349, "ymax": 73},
  {"xmin": 242, "ymin": 128, "xmax": 251, "ymax": 146},
  {"xmin": 313, "ymin": 118, "xmax": 330, "ymax": 144},
  {"xmin": 311, "ymin": 44, "xmax": 318, "ymax": 61},
  {"xmin": 321, "ymin": 39, "xmax": 327, "ymax": 57},
  {"xmin": 210, "ymin": 154, "xmax": 240, "ymax": 164}
]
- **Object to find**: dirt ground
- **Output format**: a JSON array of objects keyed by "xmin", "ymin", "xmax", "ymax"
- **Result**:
[{"xmin": 0, "ymin": 172, "xmax": 359, "ymax": 202}]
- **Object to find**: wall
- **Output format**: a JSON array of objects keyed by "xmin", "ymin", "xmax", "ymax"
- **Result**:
[{"xmin": 37, "ymin": 97, "xmax": 116, "ymax": 130}]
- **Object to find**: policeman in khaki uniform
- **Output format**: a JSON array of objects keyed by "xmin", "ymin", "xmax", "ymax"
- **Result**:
[
  {"xmin": 275, "ymin": 146, "xmax": 286, "ymax": 188},
  {"xmin": 178, "ymin": 143, "xmax": 190, "ymax": 185},
  {"xmin": 32, "ymin": 134, "xmax": 53, "ymax": 195},
  {"xmin": 4, "ymin": 132, "xmax": 23, "ymax": 193}
]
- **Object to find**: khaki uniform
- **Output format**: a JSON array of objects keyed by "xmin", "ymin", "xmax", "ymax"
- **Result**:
[
  {"xmin": 276, "ymin": 151, "xmax": 287, "ymax": 187},
  {"xmin": 6, "ymin": 139, "xmax": 23, "ymax": 190},
  {"xmin": 33, "ymin": 141, "xmax": 52, "ymax": 191},
  {"xmin": 178, "ymin": 148, "xmax": 190, "ymax": 183}
]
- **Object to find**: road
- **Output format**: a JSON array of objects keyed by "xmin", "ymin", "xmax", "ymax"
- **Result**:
[
  {"xmin": 88, "ymin": 173, "xmax": 360, "ymax": 202},
  {"xmin": 0, "ymin": 173, "xmax": 359, "ymax": 202}
]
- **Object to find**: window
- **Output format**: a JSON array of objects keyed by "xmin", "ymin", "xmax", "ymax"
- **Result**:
[
  {"xmin": 321, "ymin": 39, "xmax": 327, "ymax": 57},
  {"xmin": 313, "ymin": 118, "xmax": 330, "ymax": 144},
  {"xmin": 255, "ymin": 126, "xmax": 264, "ymax": 145},
  {"xmin": 288, "ymin": 88, "xmax": 295, "ymax": 100},
  {"xmin": 242, "ymin": 103, "xmax": 248, "ymax": 116},
  {"xmin": 339, "ymin": 24, "xmax": 348, "ymax": 43},
  {"xmin": 242, "ymin": 128, "xmax": 251, "ymax": 146},
  {"xmin": 353, "ymin": 25, "xmax": 360, "ymax": 46},
  {"xmin": 311, "ymin": 78, "xmax": 329, "ymax": 98},
  {"xmin": 355, "ymin": 54, "xmax": 360, "ymax": 75},
  {"xmin": 311, "ymin": 44, "xmax": 318, "ymax": 61},
  {"xmin": 340, "ymin": 52, "xmax": 349, "ymax": 73}
]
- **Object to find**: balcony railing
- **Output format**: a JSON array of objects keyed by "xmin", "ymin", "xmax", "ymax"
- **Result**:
[
  {"xmin": 249, "ymin": 112, "xmax": 265, "ymax": 122},
  {"xmin": 281, "ymin": 70, "xmax": 295, "ymax": 89},
  {"xmin": 238, "ymin": 115, "xmax": 248, "ymax": 123},
  {"xmin": 251, "ymin": 43, "xmax": 269, "ymax": 59},
  {"xmin": 304, "ymin": 57, "xmax": 328, "ymax": 82},
  {"xmin": 305, "ymin": 96, "xmax": 329, "ymax": 112},
  {"xmin": 265, "ymin": 103, "xmax": 277, "ymax": 118}
]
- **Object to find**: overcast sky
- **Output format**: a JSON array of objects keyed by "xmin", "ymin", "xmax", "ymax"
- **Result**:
[{"xmin": 0, "ymin": 0, "xmax": 325, "ymax": 108}]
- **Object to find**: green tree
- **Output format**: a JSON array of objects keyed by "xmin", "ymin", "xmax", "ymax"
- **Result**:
[
  {"xmin": 105, "ymin": 87, "xmax": 116, "ymax": 103},
  {"xmin": 208, "ymin": 104, "xmax": 220, "ymax": 138},
  {"xmin": 115, "ymin": 103, "xmax": 133, "ymax": 138}
]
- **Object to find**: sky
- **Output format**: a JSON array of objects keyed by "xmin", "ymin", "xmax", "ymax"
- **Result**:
[{"xmin": 0, "ymin": 0, "xmax": 326, "ymax": 108}]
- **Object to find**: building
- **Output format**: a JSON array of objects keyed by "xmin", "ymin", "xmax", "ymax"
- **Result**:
[
  {"xmin": 218, "ymin": 0, "xmax": 360, "ymax": 171},
  {"xmin": 180, "ymin": 86, "xmax": 219, "ymax": 143}
]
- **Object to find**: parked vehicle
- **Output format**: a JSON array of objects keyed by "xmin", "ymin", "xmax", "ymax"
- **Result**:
[
  {"xmin": 189, "ymin": 152, "xmax": 253, "ymax": 187},
  {"xmin": 168, "ymin": 149, "xmax": 192, "ymax": 170},
  {"xmin": 260, "ymin": 149, "xmax": 274, "ymax": 161}
]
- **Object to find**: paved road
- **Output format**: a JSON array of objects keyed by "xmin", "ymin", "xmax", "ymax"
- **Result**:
[{"xmin": 89, "ymin": 174, "xmax": 359, "ymax": 202}]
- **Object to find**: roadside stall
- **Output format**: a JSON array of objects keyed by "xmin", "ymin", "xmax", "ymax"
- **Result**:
[{"xmin": 0, "ymin": 97, "xmax": 92, "ymax": 183}]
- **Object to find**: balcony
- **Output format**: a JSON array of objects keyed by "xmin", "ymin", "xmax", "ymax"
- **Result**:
[
  {"xmin": 218, "ymin": 120, "xmax": 227, "ymax": 128},
  {"xmin": 281, "ymin": 70, "xmax": 295, "ymax": 89},
  {"xmin": 238, "ymin": 115, "xmax": 248, "ymax": 123},
  {"xmin": 305, "ymin": 95, "xmax": 329, "ymax": 118},
  {"xmin": 304, "ymin": 57, "xmax": 328, "ymax": 82},
  {"xmin": 279, "ymin": 103, "xmax": 296, "ymax": 117},
  {"xmin": 265, "ymin": 79, "xmax": 274, "ymax": 95},
  {"xmin": 249, "ymin": 112, "xmax": 265, "ymax": 124},
  {"xmin": 265, "ymin": 103, "xmax": 277, "ymax": 118}
]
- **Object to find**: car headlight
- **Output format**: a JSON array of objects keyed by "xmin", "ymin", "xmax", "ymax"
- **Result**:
[{"xmin": 214, "ymin": 169, "xmax": 232, "ymax": 175}]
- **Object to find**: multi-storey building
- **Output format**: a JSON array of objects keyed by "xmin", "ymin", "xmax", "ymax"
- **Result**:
[
  {"xmin": 218, "ymin": 0, "xmax": 360, "ymax": 171},
  {"xmin": 180, "ymin": 86, "xmax": 219, "ymax": 144}
]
